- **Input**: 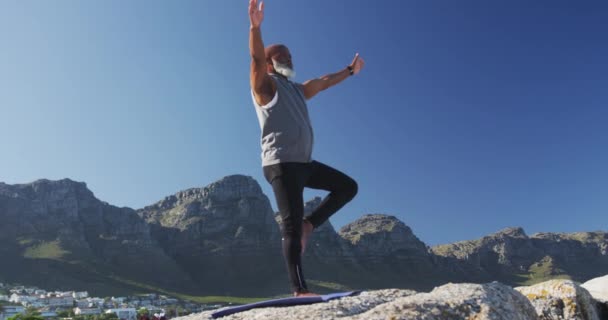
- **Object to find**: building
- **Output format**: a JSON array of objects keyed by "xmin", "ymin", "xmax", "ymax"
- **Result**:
[
  {"xmin": 141, "ymin": 306, "xmax": 164, "ymax": 315},
  {"xmin": 73, "ymin": 292, "xmax": 89, "ymax": 299},
  {"xmin": 74, "ymin": 308, "xmax": 102, "ymax": 316},
  {"xmin": 38, "ymin": 308, "xmax": 58, "ymax": 319},
  {"xmin": 25, "ymin": 301, "xmax": 46, "ymax": 308},
  {"xmin": 111, "ymin": 297, "xmax": 126, "ymax": 304},
  {"xmin": 87, "ymin": 298, "xmax": 105, "ymax": 307},
  {"xmin": 45, "ymin": 296, "xmax": 74, "ymax": 307},
  {"xmin": 75, "ymin": 300, "xmax": 91, "ymax": 308},
  {"xmin": 138, "ymin": 300, "xmax": 152, "ymax": 307},
  {"xmin": 55, "ymin": 292, "xmax": 74, "ymax": 298},
  {"xmin": 106, "ymin": 308, "xmax": 137, "ymax": 320},
  {"xmin": 0, "ymin": 306, "xmax": 25, "ymax": 320},
  {"xmin": 160, "ymin": 298, "xmax": 178, "ymax": 305},
  {"xmin": 9, "ymin": 294, "xmax": 39, "ymax": 305}
]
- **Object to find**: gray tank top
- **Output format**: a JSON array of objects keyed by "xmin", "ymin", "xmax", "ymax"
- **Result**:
[{"xmin": 252, "ymin": 74, "xmax": 314, "ymax": 167}]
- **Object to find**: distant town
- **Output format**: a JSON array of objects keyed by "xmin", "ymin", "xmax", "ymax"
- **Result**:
[{"xmin": 0, "ymin": 282, "xmax": 220, "ymax": 320}]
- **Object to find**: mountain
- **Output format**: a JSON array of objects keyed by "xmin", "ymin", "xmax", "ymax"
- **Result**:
[
  {"xmin": 0, "ymin": 179, "xmax": 196, "ymax": 296},
  {"xmin": 136, "ymin": 175, "xmax": 284, "ymax": 295},
  {"xmin": 431, "ymin": 227, "xmax": 608, "ymax": 285},
  {"xmin": 1, "ymin": 176, "xmax": 606, "ymax": 297}
]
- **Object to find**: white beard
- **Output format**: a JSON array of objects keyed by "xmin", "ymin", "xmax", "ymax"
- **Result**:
[{"xmin": 272, "ymin": 59, "xmax": 296, "ymax": 79}]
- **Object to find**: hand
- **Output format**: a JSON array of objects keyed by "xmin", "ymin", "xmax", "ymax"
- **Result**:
[
  {"xmin": 249, "ymin": 0, "xmax": 264, "ymax": 28},
  {"xmin": 349, "ymin": 53, "xmax": 365, "ymax": 75}
]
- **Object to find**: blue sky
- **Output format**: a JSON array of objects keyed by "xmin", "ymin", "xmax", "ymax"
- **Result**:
[{"xmin": 1, "ymin": 1, "xmax": 606, "ymax": 246}]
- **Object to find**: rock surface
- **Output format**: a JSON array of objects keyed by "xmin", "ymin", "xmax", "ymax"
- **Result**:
[
  {"xmin": 356, "ymin": 282, "xmax": 538, "ymax": 320},
  {"xmin": 432, "ymin": 228, "xmax": 608, "ymax": 284},
  {"xmin": 0, "ymin": 178, "xmax": 195, "ymax": 295},
  {"xmin": 582, "ymin": 274, "xmax": 608, "ymax": 303},
  {"xmin": 515, "ymin": 279, "xmax": 600, "ymax": 320},
  {"xmin": 178, "ymin": 278, "xmax": 608, "ymax": 320},
  {"xmin": 177, "ymin": 282, "xmax": 539, "ymax": 320},
  {"xmin": 582, "ymin": 275, "xmax": 608, "ymax": 319}
]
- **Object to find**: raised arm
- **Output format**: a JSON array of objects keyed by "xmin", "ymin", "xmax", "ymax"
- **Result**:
[
  {"xmin": 301, "ymin": 53, "xmax": 365, "ymax": 100},
  {"xmin": 249, "ymin": 0, "xmax": 276, "ymax": 106}
]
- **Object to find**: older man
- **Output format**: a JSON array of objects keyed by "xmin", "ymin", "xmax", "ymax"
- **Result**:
[{"xmin": 248, "ymin": 0, "xmax": 365, "ymax": 297}]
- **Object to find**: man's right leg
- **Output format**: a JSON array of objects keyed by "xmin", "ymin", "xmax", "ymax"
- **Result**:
[
  {"xmin": 304, "ymin": 160, "xmax": 358, "ymax": 228},
  {"xmin": 263, "ymin": 163, "xmax": 313, "ymax": 295}
]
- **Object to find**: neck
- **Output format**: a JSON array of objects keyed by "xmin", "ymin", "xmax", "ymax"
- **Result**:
[{"xmin": 270, "ymin": 71, "xmax": 288, "ymax": 80}]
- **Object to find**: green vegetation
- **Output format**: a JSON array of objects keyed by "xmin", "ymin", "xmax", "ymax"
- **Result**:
[
  {"xmin": 17, "ymin": 237, "xmax": 35, "ymax": 246},
  {"xmin": 515, "ymin": 256, "xmax": 571, "ymax": 286},
  {"xmin": 137, "ymin": 307, "xmax": 149, "ymax": 317},
  {"xmin": 56, "ymin": 310, "xmax": 73, "ymax": 318},
  {"xmin": 108, "ymin": 276, "xmax": 266, "ymax": 305},
  {"xmin": 7, "ymin": 307, "xmax": 44, "ymax": 320},
  {"xmin": 23, "ymin": 240, "xmax": 69, "ymax": 260}
]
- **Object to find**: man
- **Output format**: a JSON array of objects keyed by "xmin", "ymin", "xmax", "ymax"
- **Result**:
[{"xmin": 248, "ymin": 0, "xmax": 365, "ymax": 297}]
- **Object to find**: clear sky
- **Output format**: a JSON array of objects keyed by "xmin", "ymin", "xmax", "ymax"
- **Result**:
[{"xmin": 1, "ymin": 1, "xmax": 606, "ymax": 246}]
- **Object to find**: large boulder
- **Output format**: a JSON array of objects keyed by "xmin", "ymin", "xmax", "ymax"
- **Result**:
[
  {"xmin": 581, "ymin": 274, "xmax": 608, "ymax": 303},
  {"xmin": 582, "ymin": 275, "xmax": 608, "ymax": 319},
  {"xmin": 178, "ymin": 289, "xmax": 416, "ymax": 320},
  {"xmin": 181, "ymin": 282, "xmax": 537, "ymax": 320},
  {"xmin": 356, "ymin": 282, "xmax": 537, "ymax": 320},
  {"xmin": 515, "ymin": 279, "xmax": 600, "ymax": 320}
]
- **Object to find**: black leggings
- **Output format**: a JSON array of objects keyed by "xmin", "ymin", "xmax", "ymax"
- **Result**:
[{"xmin": 263, "ymin": 160, "xmax": 358, "ymax": 293}]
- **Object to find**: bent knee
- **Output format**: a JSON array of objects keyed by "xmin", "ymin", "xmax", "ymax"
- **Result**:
[{"xmin": 344, "ymin": 179, "xmax": 358, "ymax": 200}]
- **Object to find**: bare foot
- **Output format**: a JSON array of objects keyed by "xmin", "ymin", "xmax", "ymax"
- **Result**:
[
  {"xmin": 301, "ymin": 220, "xmax": 314, "ymax": 255},
  {"xmin": 294, "ymin": 291, "xmax": 320, "ymax": 297}
]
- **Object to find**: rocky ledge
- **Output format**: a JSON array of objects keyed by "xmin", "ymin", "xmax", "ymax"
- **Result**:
[{"xmin": 177, "ymin": 276, "xmax": 608, "ymax": 320}]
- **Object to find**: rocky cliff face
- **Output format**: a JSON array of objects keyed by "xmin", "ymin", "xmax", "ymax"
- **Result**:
[
  {"xmin": 139, "ymin": 175, "xmax": 281, "ymax": 255},
  {"xmin": 0, "ymin": 179, "xmax": 195, "ymax": 295},
  {"xmin": 1, "ymin": 176, "xmax": 607, "ymax": 297},
  {"xmin": 339, "ymin": 214, "xmax": 428, "ymax": 259},
  {"xmin": 137, "ymin": 175, "xmax": 285, "ymax": 295},
  {"xmin": 338, "ymin": 214, "xmax": 444, "ymax": 289},
  {"xmin": 431, "ymin": 227, "xmax": 608, "ymax": 284}
]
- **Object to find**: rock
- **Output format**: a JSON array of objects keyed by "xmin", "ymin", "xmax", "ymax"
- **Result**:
[
  {"xmin": 431, "ymin": 227, "xmax": 541, "ymax": 275},
  {"xmin": 0, "ymin": 178, "xmax": 195, "ymax": 294},
  {"xmin": 582, "ymin": 275, "xmax": 608, "ymax": 319},
  {"xmin": 339, "ymin": 214, "xmax": 430, "ymax": 262},
  {"xmin": 338, "ymin": 214, "xmax": 441, "ymax": 290},
  {"xmin": 515, "ymin": 279, "xmax": 600, "ymax": 320},
  {"xmin": 197, "ymin": 289, "xmax": 416, "ymax": 320},
  {"xmin": 431, "ymin": 227, "xmax": 608, "ymax": 285},
  {"xmin": 355, "ymin": 282, "xmax": 537, "ymax": 320},
  {"xmin": 139, "ymin": 174, "xmax": 282, "ymax": 256},
  {"xmin": 137, "ymin": 174, "xmax": 285, "ymax": 295},
  {"xmin": 178, "ymin": 282, "xmax": 537, "ymax": 320},
  {"xmin": 582, "ymin": 274, "xmax": 608, "ymax": 303}
]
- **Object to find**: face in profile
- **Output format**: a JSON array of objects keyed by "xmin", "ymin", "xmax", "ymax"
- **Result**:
[{"xmin": 268, "ymin": 45, "xmax": 296, "ymax": 79}]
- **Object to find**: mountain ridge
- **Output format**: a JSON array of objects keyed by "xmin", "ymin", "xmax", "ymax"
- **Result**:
[{"xmin": 1, "ymin": 176, "xmax": 606, "ymax": 297}]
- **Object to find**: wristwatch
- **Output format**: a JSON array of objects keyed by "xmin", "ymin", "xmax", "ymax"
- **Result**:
[{"xmin": 347, "ymin": 65, "xmax": 354, "ymax": 76}]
